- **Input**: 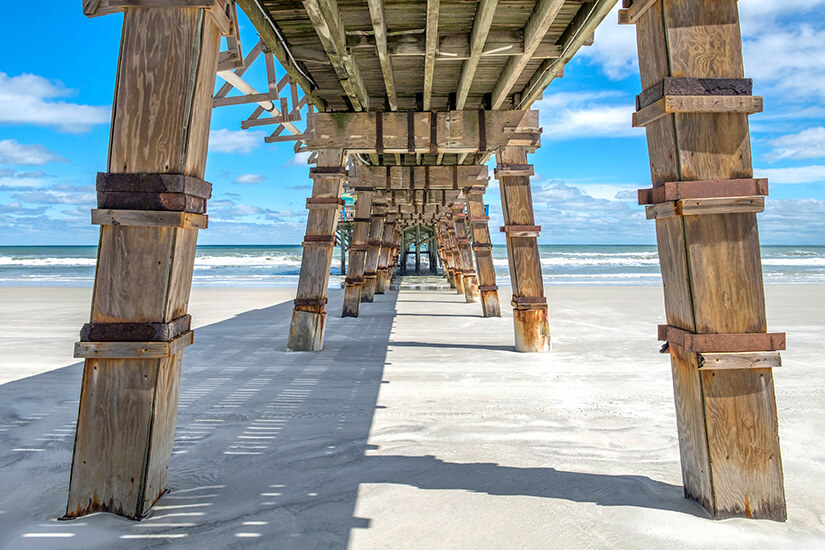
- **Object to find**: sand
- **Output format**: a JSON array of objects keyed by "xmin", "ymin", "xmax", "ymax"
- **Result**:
[{"xmin": 0, "ymin": 284, "xmax": 823, "ymax": 549}]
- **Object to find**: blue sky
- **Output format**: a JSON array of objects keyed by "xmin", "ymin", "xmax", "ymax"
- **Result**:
[{"xmin": 1, "ymin": 1, "xmax": 824, "ymax": 245}]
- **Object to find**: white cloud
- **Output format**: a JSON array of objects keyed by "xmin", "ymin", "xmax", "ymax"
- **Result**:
[
  {"xmin": 0, "ymin": 169, "xmax": 56, "ymax": 189},
  {"xmin": 760, "ymin": 197, "xmax": 825, "ymax": 244},
  {"xmin": 12, "ymin": 186, "xmax": 95, "ymax": 205},
  {"xmin": 535, "ymin": 91, "xmax": 641, "ymax": 139},
  {"xmin": 743, "ymin": 25, "xmax": 825, "ymax": 100},
  {"xmin": 0, "ymin": 139, "xmax": 66, "ymax": 165},
  {"xmin": 0, "ymin": 73, "xmax": 109, "ymax": 133},
  {"xmin": 234, "ymin": 173, "xmax": 266, "ymax": 184},
  {"xmin": 766, "ymin": 127, "xmax": 825, "ymax": 160},
  {"xmin": 755, "ymin": 165, "xmax": 825, "ymax": 184},
  {"xmin": 580, "ymin": 4, "xmax": 638, "ymax": 80},
  {"xmin": 209, "ymin": 129, "xmax": 265, "ymax": 154}
]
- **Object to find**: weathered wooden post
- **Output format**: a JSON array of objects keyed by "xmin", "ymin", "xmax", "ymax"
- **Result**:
[
  {"xmin": 466, "ymin": 188, "xmax": 501, "ymax": 317},
  {"xmin": 342, "ymin": 190, "xmax": 373, "ymax": 317},
  {"xmin": 287, "ymin": 148, "xmax": 346, "ymax": 351},
  {"xmin": 452, "ymin": 203, "xmax": 480, "ymax": 303},
  {"xmin": 438, "ymin": 220, "xmax": 456, "ymax": 287},
  {"xmin": 67, "ymin": 2, "xmax": 226, "ymax": 519},
  {"xmin": 496, "ymin": 148, "xmax": 549, "ymax": 352},
  {"xmin": 445, "ymin": 215, "xmax": 465, "ymax": 295},
  {"xmin": 622, "ymin": 0, "xmax": 786, "ymax": 520},
  {"xmin": 415, "ymin": 224, "xmax": 422, "ymax": 275},
  {"xmin": 362, "ymin": 205, "xmax": 386, "ymax": 302},
  {"xmin": 376, "ymin": 213, "xmax": 396, "ymax": 293}
]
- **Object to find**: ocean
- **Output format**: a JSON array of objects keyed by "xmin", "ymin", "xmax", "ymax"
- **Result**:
[{"xmin": 1, "ymin": 245, "xmax": 824, "ymax": 287}]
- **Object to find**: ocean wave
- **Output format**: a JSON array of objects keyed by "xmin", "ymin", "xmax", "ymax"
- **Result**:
[
  {"xmin": 0, "ymin": 256, "xmax": 97, "ymax": 267},
  {"xmin": 194, "ymin": 255, "xmax": 303, "ymax": 268}
]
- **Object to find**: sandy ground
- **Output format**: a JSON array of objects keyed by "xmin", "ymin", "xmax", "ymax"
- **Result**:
[{"xmin": 0, "ymin": 284, "xmax": 823, "ymax": 549}]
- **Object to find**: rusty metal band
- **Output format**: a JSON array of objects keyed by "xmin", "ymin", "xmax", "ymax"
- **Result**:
[
  {"xmin": 511, "ymin": 295, "xmax": 547, "ymax": 310},
  {"xmin": 294, "ymin": 297, "xmax": 328, "ymax": 307},
  {"xmin": 96, "ymin": 172, "xmax": 212, "ymax": 198},
  {"xmin": 349, "ymin": 244, "xmax": 370, "ymax": 251},
  {"xmin": 477, "ymin": 285, "xmax": 499, "ymax": 292},
  {"xmin": 368, "ymin": 240, "xmax": 383, "ymax": 246},
  {"xmin": 472, "ymin": 242, "xmax": 493, "ymax": 250},
  {"xmin": 456, "ymin": 238, "xmax": 471, "ymax": 244},
  {"xmin": 658, "ymin": 324, "xmax": 786, "ymax": 353},
  {"xmin": 469, "ymin": 216, "xmax": 490, "ymax": 223},
  {"xmin": 500, "ymin": 225, "xmax": 541, "ymax": 233},
  {"xmin": 453, "ymin": 165, "xmax": 458, "ymax": 190},
  {"xmin": 80, "ymin": 314, "xmax": 191, "ymax": 343},
  {"xmin": 345, "ymin": 277, "xmax": 364, "ymax": 284},
  {"xmin": 354, "ymin": 216, "xmax": 372, "ymax": 223},
  {"xmin": 376, "ymin": 111, "xmax": 384, "ymax": 155},
  {"xmin": 363, "ymin": 271, "xmax": 378, "ymax": 279}
]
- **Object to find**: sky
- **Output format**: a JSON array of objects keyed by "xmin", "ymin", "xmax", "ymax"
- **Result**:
[{"xmin": 1, "ymin": 1, "xmax": 824, "ymax": 246}]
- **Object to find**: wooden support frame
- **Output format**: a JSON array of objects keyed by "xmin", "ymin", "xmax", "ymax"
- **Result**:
[
  {"xmin": 305, "ymin": 110, "xmax": 540, "ymax": 154},
  {"xmin": 376, "ymin": 214, "xmax": 397, "ymax": 293},
  {"xmin": 288, "ymin": 149, "xmax": 346, "ymax": 351},
  {"xmin": 631, "ymin": 0, "xmax": 786, "ymax": 521},
  {"xmin": 342, "ymin": 191, "xmax": 373, "ymax": 317},
  {"xmin": 67, "ymin": 4, "xmax": 221, "ymax": 520},
  {"xmin": 452, "ymin": 204, "xmax": 480, "ymax": 303},
  {"xmin": 455, "ymin": 0, "xmax": 499, "ymax": 110},
  {"xmin": 362, "ymin": 207, "xmax": 386, "ymax": 303},
  {"xmin": 466, "ymin": 188, "xmax": 501, "ymax": 317},
  {"xmin": 497, "ymin": 146, "xmax": 549, "ymax": 352}
]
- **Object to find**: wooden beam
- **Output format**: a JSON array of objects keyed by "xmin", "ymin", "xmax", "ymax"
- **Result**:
[
  {"xmin": 367, "ymin": 0, "xmax": 397, "ymax": 111},
  {"xmin": 423, "ymin": 0, "xmax": 440, "ymax": 111},
  {"xmin": 235, "ymin": 0, "xmax": 326, "ymax": 110},
  {"xmin": 518, "ymin": 0, "xmax": 615, "ymax": 109},
  {"xmin": 492, "ymin": 0, "xmax": 565, "ymax": 109},
  {"xmin": 302, "ymin": 0, "xmax": 369, "ymax": 111},
  {"xmin": 455, "ymin": 0, "xmax": 499, "ymax": 110},
  {"xmin": 306, "ymin": 110, "xmax": 540, "ymax": 154}
]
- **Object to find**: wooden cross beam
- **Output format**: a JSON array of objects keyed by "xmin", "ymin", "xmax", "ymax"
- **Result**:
[
  {"xmin": 492, "ymin": 0, "xmax": 566, "ymax": 109},
  {"xmin": 352, "ymin": 165, "xmax": 489, "ymax": 190},
  {"xmin": 456, "ymin": 0, "xmax": 499, "ymax": 110},
  {"xmin": 306, "ymin": 110, "xmax": 540, "ymax": 154},
  {"xmin": 366, "ymin": 0, "xmax": 397, "ymax": 111}
]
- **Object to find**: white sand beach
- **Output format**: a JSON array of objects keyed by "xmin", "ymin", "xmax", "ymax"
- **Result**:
[{"xmin": 0, "ymin": 284, "xmax": 823, "ymax": 548}]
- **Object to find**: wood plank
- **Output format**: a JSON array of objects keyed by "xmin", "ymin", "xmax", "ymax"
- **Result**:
[
  {"xmin": 638, "ymin": 178, "xmax": 768, "ymax": 205},
  {"xmin": 633, "ymin": 95, "xmax": 763, "ymax": 128},
  {"xmin": 455, "ymin": 0, "xmax": 499, "ymax": 110},
  {"xmin": 698, "ymin": 352, "xmax": 782, "ymax": 370},
  {"xmin": 645, "ymin": 197, "xmax": 765, "ymax": 219},
  {"xmin": 74, "ymin": 331, "xmax": 194, "ymax": 359},
  {"xmin": 491, "ymin": 0, "xmax": 565, "ymax": 109},
  {"xmin": 91, "ymin": 209, "xmax": 208, "ymax": 229},
  {"xmin": 366, "ymin": 0, "xmax": 397, "ymax": 111},
  {"xmin": 235, "ymin": 0, "xmax": 326, "ymax": 110},
  {"xmin": 302, "ymin": 0, "xmax": 369, "ymax": 111},
  {"xmin": 423, "ymin": 0, "xmax": 440, "ymax": 111}
]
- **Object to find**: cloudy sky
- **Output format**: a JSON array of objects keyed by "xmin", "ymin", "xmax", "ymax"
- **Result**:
[{"xmin": 1, "ymin": 1, "xmax": 824, "ymax": 245}]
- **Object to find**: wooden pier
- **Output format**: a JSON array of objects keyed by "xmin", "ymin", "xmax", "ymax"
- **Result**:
[{"xmin": 71, "ymin": 0, "xmax": 786, "ymax": 523}]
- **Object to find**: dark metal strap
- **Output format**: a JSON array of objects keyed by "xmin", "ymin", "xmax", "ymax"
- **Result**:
[
  {"xmin": 658, "ymin": 324, "xmax": 786, "ymax": 353},
  {"xmin": 96, "ymin": 173, "xmax": 212, "ymax": 198},
  {"xmin": 80, "ymin": 314, "xmax": 191, "ymax": 343},
  {"xmin": 294, "ymin": 297, "xmax": 328, "ymax": 307},
  {"xmin": 478, "ymin": 109, "xmax": 487, "ymax": 152},
  {"xmin": 407, "ymin": 110, "xmax": 416, "ymax": 153},
  {"xmin": 637, "ymin": 77, "xmax": 753, "ymax": 111},
  {"xmin": 478, "ymin": 285, "xmax": 498, "ymax": 292}
]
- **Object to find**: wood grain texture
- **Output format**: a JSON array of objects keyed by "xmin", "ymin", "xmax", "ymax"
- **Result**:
[
  {"xmin": 636, "ymin": 0, "xmax": 785, "ymax": 520},
  {"xmin": 289, "ymin": 149, "xmax": 345, "ymax": 350},
  {"xmin": 70, "ymin": 6, "xmax": 220, "ymax": 520}
]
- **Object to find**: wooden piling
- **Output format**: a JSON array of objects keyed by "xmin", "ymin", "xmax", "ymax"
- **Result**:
[
  {"xmin": 376, "ymin": 213, "xmax": 396, "ymax": 293},
  {"xmin": 466, "ymin": 188, "xmax": 501, "ymax": 317},
  {"xmin": 342, "ymin": 191, "xmax": 373, "ymax": 317},
  {"xmin": 452, "ymin": 203, "xmax": 480, "ymax": 303},
  {"xmin": 362, "ymin": 206, "xmax": 386, "ymax": 302},
  {"xmin": 66, "ymin": 5, "xmax": 222, "ymax": 520},
  {"xmin": 496, "ymin": 147, "xmax": 549, "ymax": 352},
  {"xmin": 630, "ymin": 0, "xmax": 785, "ymax": 520},
  {"xmin": 287, "ymin": 149, "xmax": 346, "ymax": 351}
]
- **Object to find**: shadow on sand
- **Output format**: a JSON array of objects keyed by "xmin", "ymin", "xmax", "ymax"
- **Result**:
[{"xmin": 0, "ymin": 289, "xmax": 702, "ymax": 549}]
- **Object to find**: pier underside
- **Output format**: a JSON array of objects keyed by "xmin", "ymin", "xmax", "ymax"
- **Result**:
[{"xmin": 68, "ymin": 0, "xmax": 786, "ymax": 524}]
